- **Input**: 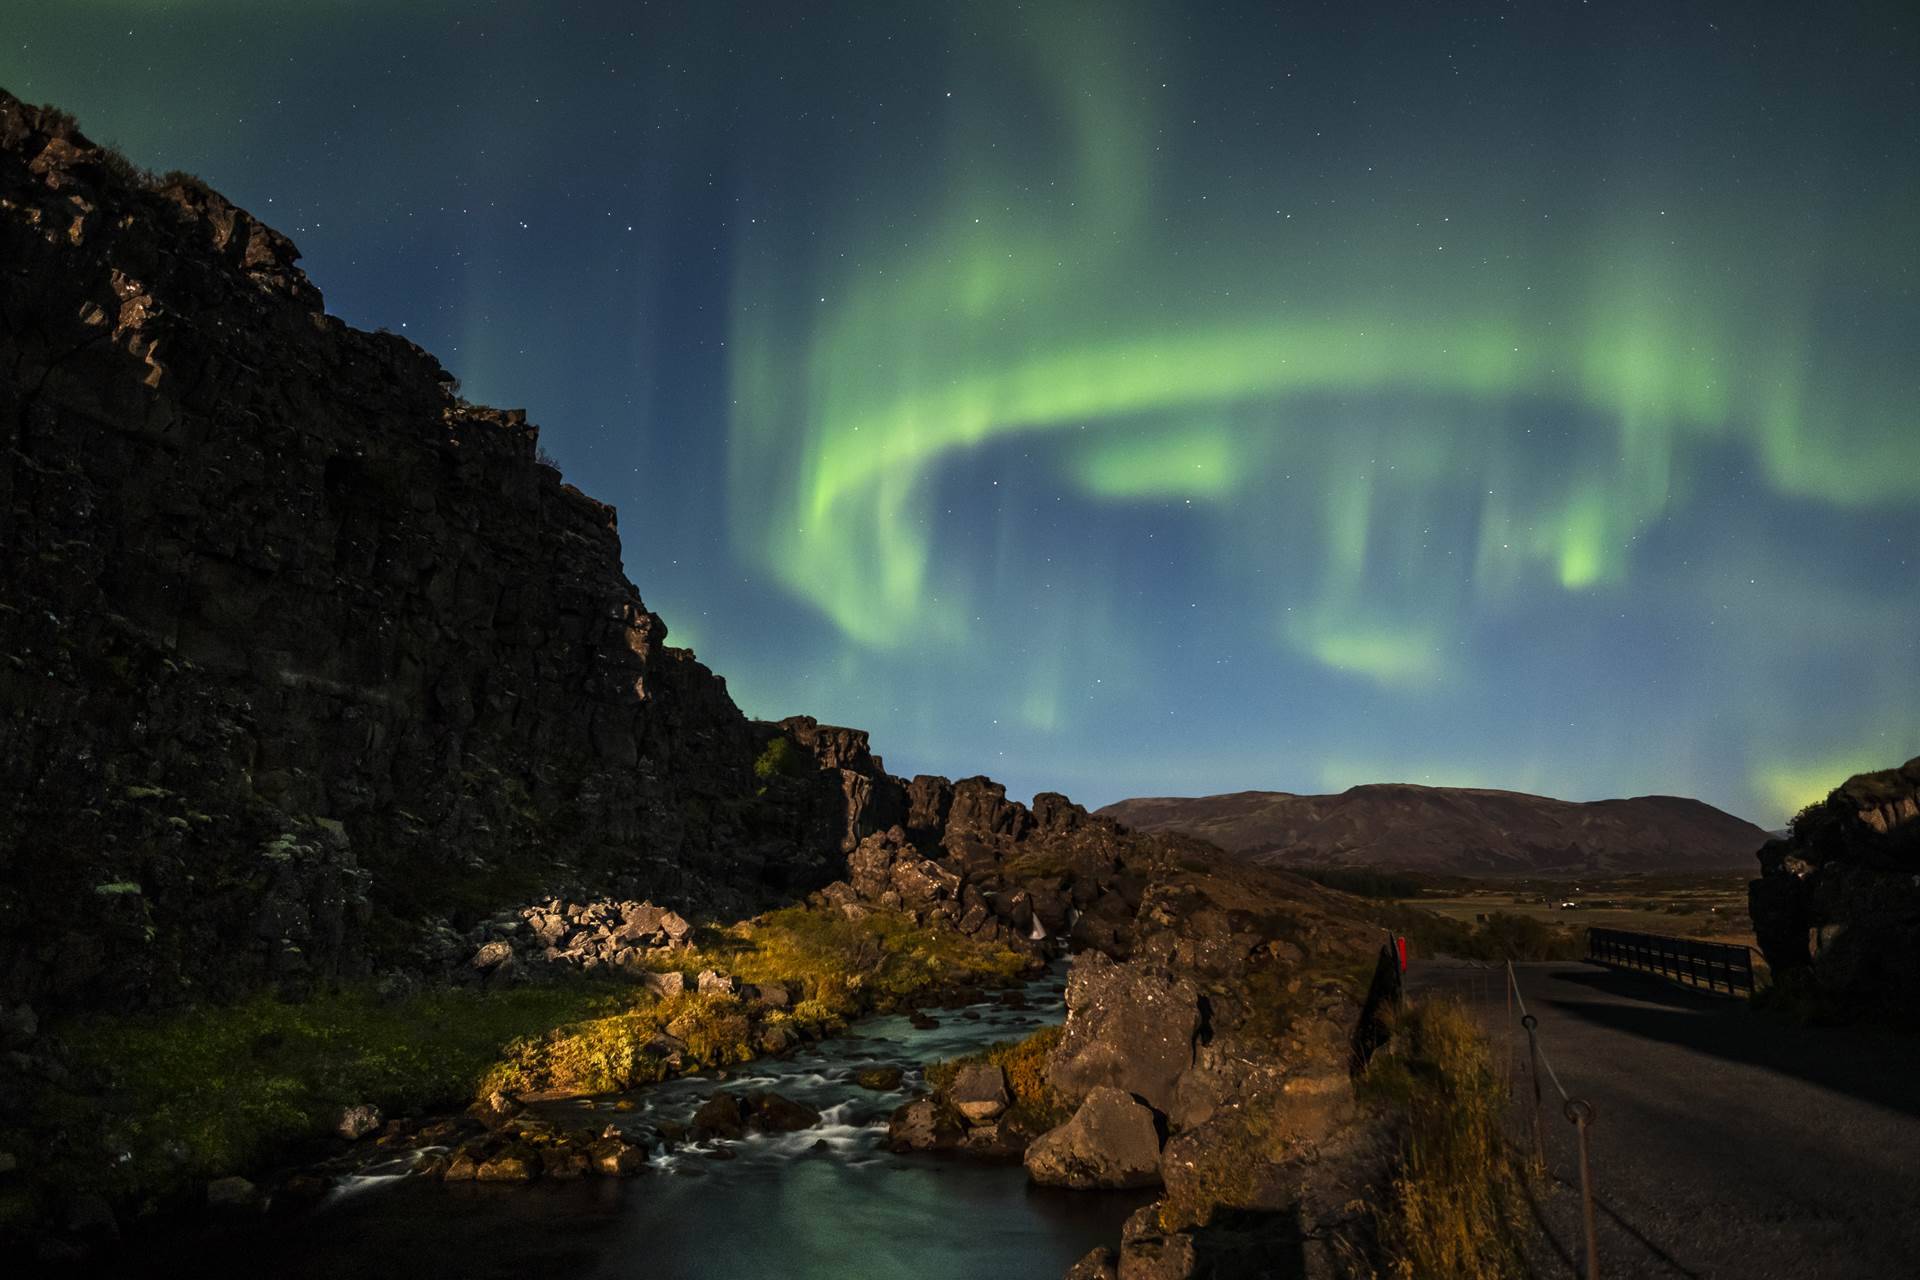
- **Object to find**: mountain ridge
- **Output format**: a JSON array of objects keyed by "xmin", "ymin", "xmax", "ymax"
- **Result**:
[{"xmin": 1099, "ymin": 782, "xmax": 1768, "ymax": 874}]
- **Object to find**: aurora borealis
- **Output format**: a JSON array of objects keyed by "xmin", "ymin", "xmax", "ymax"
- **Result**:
[{"xmin": 6, "ymin": 1, "xmax": 1914, "ymax": 824}]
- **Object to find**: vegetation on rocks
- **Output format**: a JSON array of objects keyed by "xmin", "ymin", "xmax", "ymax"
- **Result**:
[
  {"xmin": 926, "ymin": 1025, "xmax": 1070, "ymax": 1132},
  {"xmin": 13, "ymin": 902, "xmax": 1027, "ymax": 1230},
  {"xmin": 483, "ymin": 903, "xmax": 1030, "ymax": 1097},
  {"xmin": 1362, "ymin": 997, "xmax": 1525, "ymax": 1280}
]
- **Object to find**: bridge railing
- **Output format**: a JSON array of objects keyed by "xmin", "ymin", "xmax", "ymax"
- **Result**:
[{"xmin": 1585, "ymin": 926, "xmax": 1756, "ymax": 996}]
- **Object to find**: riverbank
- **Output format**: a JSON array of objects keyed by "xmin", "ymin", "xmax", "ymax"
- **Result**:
[
  {"xmin": 0, "ymin": 901, "xmax": 1038, "ymax": 1262},
  {"xmin": 114, "ymin": 967, "xmax": 1153, "ymax": 1279}
]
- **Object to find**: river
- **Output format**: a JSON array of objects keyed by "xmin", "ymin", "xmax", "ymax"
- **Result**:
[{"xmin": 134, "ymin": 969, "xmax": 1145, "ymax": 1279}]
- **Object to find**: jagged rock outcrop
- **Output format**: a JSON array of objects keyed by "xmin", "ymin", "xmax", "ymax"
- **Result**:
[
  {"xmin": 1749, "ymin": 756, "xmax": 1920, "ymax": 1020},
  {"xmin": 0, "ymin": 92, "xmax": 862, "ymax": 1011}
]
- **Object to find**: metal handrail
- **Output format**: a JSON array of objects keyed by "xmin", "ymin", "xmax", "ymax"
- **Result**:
[
  {"xmin": 1585, "ymin": 927, "xmax": 1755, "ymax": 996},
  {"xmin": 1508, "ymin": 961, "xmax": 1601, "ymax": 1279}
]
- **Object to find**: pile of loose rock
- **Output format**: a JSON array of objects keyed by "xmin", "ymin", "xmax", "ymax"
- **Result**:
[{"xmin": 462, "ymin": 898, "xmax": 696, "ymax": 983}]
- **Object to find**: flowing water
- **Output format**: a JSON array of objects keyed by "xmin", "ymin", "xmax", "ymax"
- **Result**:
[{"xmin": 142, "ymin": 970, "xmax": 1146, "ymax": 1279}]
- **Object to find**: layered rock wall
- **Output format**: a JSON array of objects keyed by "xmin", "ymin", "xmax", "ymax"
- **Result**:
[{"xmin": 0, "ymin": 93, "xmax": 850, "ymax": 1009}]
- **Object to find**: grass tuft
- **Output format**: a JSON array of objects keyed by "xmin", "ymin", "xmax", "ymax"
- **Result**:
[{"xmin": 1364, "ymin": 997, "xmax": 1526, "ymax": 1280}]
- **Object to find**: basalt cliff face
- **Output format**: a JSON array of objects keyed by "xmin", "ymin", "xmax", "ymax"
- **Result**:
[
  {"xmin": 1100, "ymin": 784, "xmax": 1768, "ymax": 875},
  {"xmin": 0, "ymin": 92, "xmax": 883, "ymax": 1012},
  {"xmin": 1749, "ymin": 755, "xmax": 1920, "ymax": 1020}
]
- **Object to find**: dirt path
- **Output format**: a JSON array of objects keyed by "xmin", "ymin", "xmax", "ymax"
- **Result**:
[{"xmin": 1411, "ymin": 960, "xmax": 1920, "ymax": 1280}]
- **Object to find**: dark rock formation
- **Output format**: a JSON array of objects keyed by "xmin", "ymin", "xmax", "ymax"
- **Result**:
[
  {"xmin": 1023, "ymin": 1086, "xmax": 1163, "ymax": 1189},
  {"xmin": 1100, "ymin": 784, "xmax": 1769, "ymax": 874},
  {"xmin": 1748, "ymin": 756, "xmax": 1920, "ymax": 1020},
  {"xmin": 0, "ymin": 92, "xmax": 870, "ymax": 1012},
  {"xmin": 1048, "ymin": 952, "xmax": 1200, "ymax": 1114}
]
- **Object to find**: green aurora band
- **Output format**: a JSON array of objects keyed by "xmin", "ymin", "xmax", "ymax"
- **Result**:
[{"xmin": 729, "ymin": 14, "xmax": 1913, "ymax": 661}]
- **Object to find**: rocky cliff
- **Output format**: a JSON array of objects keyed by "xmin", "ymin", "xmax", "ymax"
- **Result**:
[
  {"xmin": 0, "ymin": 91, "xmax": 883, "ymax": 1012},
  {"xmin": 1749, "ymin": 755, "xmax": 1920, "ymax": 1020},
  {"xmin": 1100, "ymin": 784, "xmax": 1768, "ymax": 875}
]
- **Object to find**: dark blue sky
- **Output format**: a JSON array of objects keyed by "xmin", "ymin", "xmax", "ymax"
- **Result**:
[{"xmin": 7, "ymin": 1, "xmax": 1916, "ymax": 822}]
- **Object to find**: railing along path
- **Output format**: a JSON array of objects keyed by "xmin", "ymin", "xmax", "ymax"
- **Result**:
[
  {"xmin": 1584, "ymin": 927, "xmax": 1756, "ymax": 996},
  {"xmin": 1506, "ymin": 959, "xmax": 1602, "ymax": 1280}
]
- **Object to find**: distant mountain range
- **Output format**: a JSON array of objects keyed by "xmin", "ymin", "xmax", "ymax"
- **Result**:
[{"xmin": 1096, "ymin": 784, "xmax": 1768, "ymax": 875}]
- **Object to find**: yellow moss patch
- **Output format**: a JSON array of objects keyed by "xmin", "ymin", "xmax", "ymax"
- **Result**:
[{"xmin": 926, "ymin": 1024, "xmax": 1069, "ymax": 1130}]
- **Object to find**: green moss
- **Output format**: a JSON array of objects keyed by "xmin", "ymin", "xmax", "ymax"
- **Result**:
[
  {"xmin": 752, "ymin": 735, "xmax": 813, "ymax": 783},
  {"xmin": 44, "ymin": 982, "xmax": 618, "ymax": 1202}
]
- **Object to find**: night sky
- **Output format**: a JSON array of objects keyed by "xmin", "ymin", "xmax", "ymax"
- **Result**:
[{"xmin": 6, "ymin": 2, "xmax": 1916, "ymax": 824}]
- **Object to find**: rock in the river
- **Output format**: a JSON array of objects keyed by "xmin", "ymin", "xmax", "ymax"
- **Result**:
[
  {"xmin": 335, "ymin": 1103, "xmax": 383, "ymax": 1141},
  {"xmin": 856, "ymin": 1066, "xmax": 904, "ymax": 1091},
  {"xmin": 746, "ymin": 1092, "xmax": 821, "ymax": 1132},
  {"xmin": 1024, "ymin": 1086, "xmax": 1163, "ymax": 1190},
  {"xmin": 542, "ymin": 1144, "xmax": 590, "ymax": 1179},
  {"xmin": 887, "ymin": 1098, "xmax": 963, "ymax": 1152},
  {"xmin": 949, "ymin": 1062, "xmax": 1011, "ymax": 1124},
  {"xmin": 1065, "ymin": 1246, "xmax": 1120, "ymax": 1280},
  {"xmin": 205, "ymin": 1176, "xmax": 263, "ymax": 1212},
  {"xmin": 590, "ymin": 1137, "xmax": 647, "ymax": 1176},
  {"xmin": 476, "ymin": 1147, "xmax": 539, "ymax": 1182},
  {"xmin": 692, "ymin": 1092, "xmax": 746, "ymax": 1140}
]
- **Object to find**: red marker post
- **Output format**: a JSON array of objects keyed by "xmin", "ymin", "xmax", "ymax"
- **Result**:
[{"xmin": 1395, "ymin": 935, "xmax": 1408, "ymax": 972}]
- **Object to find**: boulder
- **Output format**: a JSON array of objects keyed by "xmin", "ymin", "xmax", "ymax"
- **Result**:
[
  {"xmin": 541, "ymin": 1144, "xmax": 590, "ymax": 1179},
  {"xmin": 476, "ymin": 1147, "xmax": 538, "ymax": 1182},
  {"xmin": 1049, "ymin": 952, "xmax": 1201, "ymax": 1113},
  {"xmin": 1066, "ymin": 1247, "xmax": 1120, "ymax": 1280},
  {"xmin": 948, "ymin": 1062, "xmax": 1011, "ymax": 1124},
  {"xmin": 696, "ymin": 969, "xmax": 738, "ymax": 997},
  {"xmin": 335, "ymin": 1102, "xmax": 382, "ymax": 1141},
  {"xmin": 658, "ymin": 910, "xmax": 695, "ymax": 944},
  {"xmin": 590, "ymin": 1137, "xmax": 647, "ymax": 1176},
  {"xmin": 468, "ymin": 940, "xmax": 513, "ymax": 973},
  {"xmin": 691, "ymin": 1092, "xmax": 745, "ymax": 1140},
  {"xmin": 641, "ymin": 970, "xmax": 687, "ymax": 998},
  {"xmin": 1117, "ymin": 1203, "xmax": 1198, "ymax": 1280},
  {"xmin": 887, "ymin": 1097, "xmax": 963, "ymax": 1152},
  {"xmin": 855, "ymin": 1066, "xmax": 904, "ymax": 1091},
  {"xmin": 1024, "ymin": 1087, "xmax": 1163, "ymax": 1190},
  {"xmin": 747, "ymin": 1091, "xmax": 821, "ymax": 1132}
]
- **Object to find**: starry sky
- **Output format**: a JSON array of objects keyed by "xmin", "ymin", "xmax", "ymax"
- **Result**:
[{"xmin": 6, "ymin": 1, "xmax": 1916, "ymax": 825}]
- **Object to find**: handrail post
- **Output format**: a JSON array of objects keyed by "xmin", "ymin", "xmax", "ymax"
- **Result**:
[{"xmin": 1566, "ymin": 1098, "xmax": 1601, "ymax": 1279}]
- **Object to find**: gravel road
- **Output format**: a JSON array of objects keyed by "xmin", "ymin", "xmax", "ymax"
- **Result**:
[{"xmin": 1411, "ymin": 960, "xmax": 1920, "ymax": 1280}]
